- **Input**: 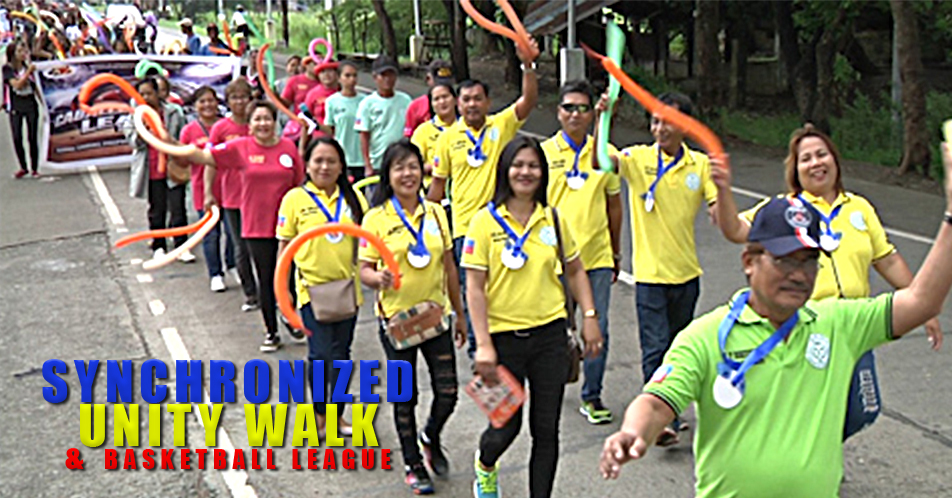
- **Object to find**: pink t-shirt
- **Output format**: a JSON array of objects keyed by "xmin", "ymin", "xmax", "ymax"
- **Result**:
[
  {"xmin": 180, "ymin": 120, "xmax": 219, "ymax": 212},
  {"xmin": 148, "ymin": 147, "xmax": 164, "ymax": 180},
  {"xmin": 281, "ymin": 74, "xmax": 321, "ymax": 110},
  {"xmin": 403, "ymin": 94, "xmax": 431, "ymax": 137},
  {"xmin": 209, "ymin": 117, "xmax": 249, "ymax": 209},
  {"xmin": 210, "ymin": 137, "xmax": 305, "ymax": 239},
  {"xmin": 303, "ymin": 83, "xmax": 338, "ymax": 137}
]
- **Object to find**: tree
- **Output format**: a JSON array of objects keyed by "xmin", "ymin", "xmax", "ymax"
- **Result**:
[
  {"xmin": 442, "ymin": 0, "xmax": 470, "ymax": 81},
  {"xmin": 891, "ymin": 0, "xmax": 930, "ymax": 176},
  {"xmin": 370, "ymin": 0, "xmax": 397, "ymax": 57},
  {"xmin": 694, "ymin": 0, "xmax": 721, "ymax": 115},
  {"xmin": 281, "ymin": 0, "xmax": 289, "ymax": 47}
]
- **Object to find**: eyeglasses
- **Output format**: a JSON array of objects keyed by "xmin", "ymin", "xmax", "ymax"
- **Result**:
[
  {"xmin": 559, "ymin": 103, "xmax": 592, "ymax": 114},
  {"xmin": 763, "ymin": 253, "xmax": 820, "ymax": 275}
]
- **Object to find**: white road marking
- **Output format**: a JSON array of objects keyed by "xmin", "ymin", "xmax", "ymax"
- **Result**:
[
  {"xmin": 160, "ymin": 328, "xmax": 258, "ymax": 498},
  {"xmin": 131, "ymin": 258, "xmax": 143, "ymax": 265},
  {"xmin": 136, "ymin": 273, "xmax": 153, "ymax": 283},
  {"xmin": 86, "ymin": 165, "xmax": 125, "ymax": 226},
  {"xmin": 148, "ymin": 299, "xmax": 166, "ymax": 316}
]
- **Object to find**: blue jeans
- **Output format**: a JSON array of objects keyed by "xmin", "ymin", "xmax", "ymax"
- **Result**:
[
  {"xmin": 453, "ymin": 236, "xmax": 476, "ymax": 359},
  {"xmin": 197, "ymin": 209, "xmax": 236, "ymax": 278},
  {"xmin": 301, "ymin": 304, "xmax": 357, "ymax": 415},
  {"xmin": 635, "ymin": 278, "xmax": 700, "ymax": 384},
  {"xmin": 844, "ymin": 350, "xmax": 881, "ymax": 440},
  {"xmin": 581, "ymin": 268, "xmax": 613, "ymax": 402}
]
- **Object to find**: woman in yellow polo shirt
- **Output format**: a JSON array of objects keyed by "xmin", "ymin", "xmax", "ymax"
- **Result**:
[
  {"xmin": 359, "ymin": 139, "xmax": 465, "ymax": 495},
  {"xmin": 410, "ymin": 81, "xmax": 458, "ymax": 176},
  {"xmin": 276, "ymin": 136, "xmax": 366, "ymax": 435},
  {"xmin": 462, "ymin": 136, "xmax": 602, "ymax": 498},
  {"xmin": 713, "ymin": 124, "xmax": 942, "ymax": 440}
]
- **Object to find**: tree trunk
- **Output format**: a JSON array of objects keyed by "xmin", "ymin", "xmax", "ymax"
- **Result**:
[
  {"xmin": 442, "ymin": 0, "xmax": 470, "ymax": 81},
  {"xmin": 502, "ymin": 0, "xmax": 527, "ymax": 88},
  {"xmin": 694, "ymin": 0, "xmax": 721, "ymax": 115},
  {"xmin": 891, "ymin": 0, "xmax": 930, "ymax": 176},
  {"xmin": 370, "ymin": 0, "xmax": 398, "ymax": 57},
  {"xmin": 776, "ymin": 0, "xmax": 821, "ymax": 127},
  {"xmin": 813, "ymin": 25, "xmax": 838, "ymax": 135},
  {"xmin": 281, "ymin": 0, "xmax": 289, "ymax": 47}
]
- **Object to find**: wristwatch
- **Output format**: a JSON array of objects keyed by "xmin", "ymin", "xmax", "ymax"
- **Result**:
[
  {"xmin": 583, "ymin": 309, "xmax": 598, "ymax": 319},
  {"xmin": 520, "ymin": 61, "xmax": 537, "ymax": 72},
  {"xmin": 944, "ymin": 212, "xmax": 952, "ymax": 225}
]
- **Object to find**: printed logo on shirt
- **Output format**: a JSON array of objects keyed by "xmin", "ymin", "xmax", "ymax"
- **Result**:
[
  {"xmin": 214, "ymin": 143, "xmax": 227, "ymax": 150},
  {"xmin": 650, "ymin": 364, "xmax": 673, "ymax": 383},
  {"xmin": 424, "ymin": 218, "xmax": 440, "ymax": 236},
  {"xmin": 248, "ymin": 155, "xmax": 266, "ymax": 164},
  {"xmin": 355, "ymin": 117, "xmax": 363, "ymax": 126},
  {"xmin": 685, "ymin": 172, "xmax": 701, "ymax": 191},
  {"xmin": 277, "ymin": 215, "xmax": 287, "ymax": 228},
  {"xmin": 851, "ymin": 211, "xmax": 867, "ymax": 231},
  {"xmin": 463, "ymin": 238, "xmax": 476, "ymax": 255},
  {"xmin": 298, "ymin": 84, "xmax": 308, "ymax": 91},
  {"xmin": 279, "ymin": 154, "xmax": 293, "ymax": 168},
  {"xmin": 489, "ymin": 127, "xmax": 499, "ymax": 141},
  {"xmin": 805, "ymin": 333, "xmax": 831, "ymax": 369},
  {"xmin": 539, "ymin": 226, "xmax": 557, "ymax": 247}
]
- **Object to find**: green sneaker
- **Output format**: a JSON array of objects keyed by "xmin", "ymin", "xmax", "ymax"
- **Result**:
[
  {"xmin": 579, "ymin": 399, "xmax": 613, "ymax": 425},
  {"xmin": 473, "ymin": 452, "xmax": 500, "ymax": 498}
]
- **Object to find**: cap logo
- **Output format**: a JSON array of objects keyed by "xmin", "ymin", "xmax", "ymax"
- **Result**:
[
  {"xmin": 436, "ymin": 68, "xmax": 452, "ymax": 78},
  {"xmin": 784, "ymin": 205, "xmax": 812, "ymax": 229}
]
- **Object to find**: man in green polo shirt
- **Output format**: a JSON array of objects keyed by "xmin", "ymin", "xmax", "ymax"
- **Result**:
[{"xmin": 599, "ymin": 142, "xmax": 952, "ymax": 497}]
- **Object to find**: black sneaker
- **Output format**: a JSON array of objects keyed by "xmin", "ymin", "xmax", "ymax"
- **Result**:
[
  {"xmin": 280, "ymin": 313, "xmax": 305, "ymax": 340},
  {"xmin": 419, "ymin": 432, "xmax": 449, "ymax": 477},
  {"xmin": 260, "ymin": 335, "xmax": 282, "ymax": 353},
  {"xmin": 242, "ymin": 297, "xmax": 260, "ymax": 312},
  {"xmin": 405, "ymin": 462, "xmax": 434, "ymax": 495}
]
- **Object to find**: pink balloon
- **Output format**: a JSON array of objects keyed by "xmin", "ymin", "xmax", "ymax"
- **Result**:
[{"xmin": 308, "ymin": 38, "xmax": 334, "ymax": 65}]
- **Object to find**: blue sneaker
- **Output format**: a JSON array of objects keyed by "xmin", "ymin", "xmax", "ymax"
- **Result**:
[
  {"xmin": 473, "ymin": 452, "xmax": 500, "ymax": 498},
  {"xmin": 405, "ymin": 462, "xmax": 434, "ymax": 495}
]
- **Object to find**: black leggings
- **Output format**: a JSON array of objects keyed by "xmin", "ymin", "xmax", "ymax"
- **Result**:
[
  {"xmin": 147, "ymin": 179, "xmax": 187, "ymax": 251},
  {"xmin": 223, "ymin": 208, "xmax": 259, "ymax": 299},
  {"xmin": 478, "ymin": 319, "xmax": 569, "ymax": 498},
  {"xmin": 378, "ymin": 325, "xmax": 458, "ymax": 466},
  {"xmin": 9, "ymin": 107, "xmax": 39, "ymax": 173},
  {"xmin": 246, "ymin": 238, "xmax": 279, "ymax": 337}
]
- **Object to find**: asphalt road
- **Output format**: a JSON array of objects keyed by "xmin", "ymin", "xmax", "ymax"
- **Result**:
[{"xmin": 1, "ymin": 36, "xmax": 951, "ymax": 498}]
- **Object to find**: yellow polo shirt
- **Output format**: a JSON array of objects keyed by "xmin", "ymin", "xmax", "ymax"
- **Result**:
[
  {"xmin": 359, "ymin": 200, "xmax": 453, "ymax": 317},
  {"xmin": 411, "ymin": 116, "xmax": 455, "ymax": 168},
  {"xmin": 461, "ymin": 203, "xmax": 579, "ymax": 333},
  {"xmin": 618, "ymin": 143, "xmax": 717, "ymax": 284},
  {"xmin": 741, "ymin": 192, "xmax": 895, "ymax": 300},
  {"xmin": 433, "ymin": 104, "xmax": 525, "ymax": 238},
  {"xmin": 542, "ymin": 132, "xmax": 621, "ymax": 271},
  {"xmin": 276, "ymin": 183, "xmax": 368, "ymax": 306}
]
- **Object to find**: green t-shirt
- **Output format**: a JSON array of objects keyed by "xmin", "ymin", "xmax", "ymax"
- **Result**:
[
  {"xmin": 354, "ymin": 90, "xmax": 412, "ymax": 171},
  {"xmin": 644, "ymin": 290, "xmax": 894, "ymax": 498},
  {"xmin": 325, "ymin": 92, "xmax": 366, "ymax": 169}
]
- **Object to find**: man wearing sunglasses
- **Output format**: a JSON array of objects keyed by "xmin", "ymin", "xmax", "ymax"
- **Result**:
[
  {"xmin": 541, "ymin": 81, "xmax": 622, "ymax": 425},
  {"xmin": 601, "ymin": 91, "xmax": 721, "ymax": 446},
  {"xmin": 600, "ymin": 173, "xmax": 952, "ymax": 497}
]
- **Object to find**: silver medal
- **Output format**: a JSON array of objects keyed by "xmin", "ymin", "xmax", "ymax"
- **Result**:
[
  {"xmin": 467, "ymin": 151, "xmax": 484, "ymax": 167},
  {"xmin": 820, "ymin": 233, "xmax": 839, "ymax": 252},
  {"xmin": 566, "ymin": 174, "xmax": 585, "ymax": 190},
  {"xmin": 326, "ymin": 232, "xmax": 344, "ymax": 244},
  {"xmin": 644, "ymin": 193, "xmax": 655, "ymax": 212},
  {"xmin": 501, "ymin": 249, "xmax": 526, "ymax": 270},
  {"xmin": 712, "ymin": 375, "xmax": 743, "ymax": 409},
  {"xmin": 407, "ymin": 247, "xmax": 431, "ymax": 269}
]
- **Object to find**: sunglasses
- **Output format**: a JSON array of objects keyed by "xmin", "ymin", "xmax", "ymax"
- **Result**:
[{"xmin": 559, "ymin": 103, "xmax": 592, "ymax": 113}]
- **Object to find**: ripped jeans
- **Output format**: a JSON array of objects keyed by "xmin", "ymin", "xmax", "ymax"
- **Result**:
[{"xmin": 378, "ymin": 325, "xmax": 459, "ymax": 466}]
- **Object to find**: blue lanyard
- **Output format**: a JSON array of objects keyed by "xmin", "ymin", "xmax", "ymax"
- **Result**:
[
  {"xmin": 642, "ymin": 146, "xmax": 684, "ymax": 202},
  {"xmin": 561, "ymin": 131, "xmax": 589, "ymax": 180},
  {"xmin": 431, "ymin": 117, "xmax": 445, "ymax": 133},
  {"xmin": 465, "ymin": 127, "xmax": 488, "ymax": 162},
  {"xmin": 718, "ymin": 290, "xmax": 799, "ymax": 389},
  {"xmin": 304, "ymin": 185, "xmax": 342, "ymax": 224},
  {"xmin": 391, "ymin": 196, "xmax": 428, "ymax": 255},
  {"xmin": 797, "ymin": 194, "xmax": 843, "ymax": 243},
  {"xmin": 488, "ymin": 201, "xmax": 532, "ymax": 255}
]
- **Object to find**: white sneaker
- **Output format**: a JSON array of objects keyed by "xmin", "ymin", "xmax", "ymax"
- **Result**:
[
  {"xmin": 229, "ymin": 267, "xmax": 242, "ymax": 285},
  {"xmin": 152, "ymin": 248, "xmax": 166, "ymax": 260},
  {"xmin": 210, "ymin": 275, "xmax": 227, "ymax": 292},
  {"xmin": 177, "ymin": 249, "xmax": 197, "ymax": 263}
]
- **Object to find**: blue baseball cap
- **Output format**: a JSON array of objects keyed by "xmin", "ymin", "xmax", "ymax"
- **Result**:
[{"xmin": 748, "ymin": 196, "xmax": 822, "ymax": 256}]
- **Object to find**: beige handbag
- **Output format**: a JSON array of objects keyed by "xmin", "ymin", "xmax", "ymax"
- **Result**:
[{"xmin": 305, "ymin": 233, "xmax": 359, "ymax": 323}]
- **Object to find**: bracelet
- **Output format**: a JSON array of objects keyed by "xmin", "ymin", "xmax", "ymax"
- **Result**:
[
  {"xmin": 520, "ymin": 61, "xmax": 537, "ymax": 72},
  {"xmin": 944, "ymin": 212, "xmax": 952, "ymax": 225}
]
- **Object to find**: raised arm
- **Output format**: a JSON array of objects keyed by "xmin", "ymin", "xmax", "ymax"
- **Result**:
[
  {"xmin": 891, "ymin": 143, "xmax": 952, "ymax": 337},
  {"xmin": 711, "ymin": 158, "xmax": 750, "ymax": 243},
  {"xmin": 513, "ymin": 38, "xmax": 539, "ymax": 122}
]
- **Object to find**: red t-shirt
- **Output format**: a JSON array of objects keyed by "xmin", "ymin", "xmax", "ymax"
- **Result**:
[
  {"xmin": 403, "ymin": 94, "xmax": 431, "ymax": 137},
  {"xmin": 209, "ymin": 117, "xmax": 249, "ymax": 209},
  {"xmin": 303, "ymin": 83, "xmax": 338, "ymax": 137},
  {"xmin": 281, "ymin": 74, "xmax": 321, "ymax": 111},
  {"xmin": 210, "ymin": 137, "xmax": 305, "ymax": 239},
  {"xmin": 148, "ymin": 146, "xmax": 164, "ymax": 180},
  {"xmin": 180, "ymin": 120, "xmax": 219, "ymax": 212}
]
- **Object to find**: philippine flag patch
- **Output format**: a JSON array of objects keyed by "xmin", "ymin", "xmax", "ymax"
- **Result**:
[
  {"xmin": 359, "ymin": 238, "xmax": 369, "ymax": 248},
  {"xmin": 463, "ymin": 238, "xmax": 475, "ymax": 255},
  {"xmin": 650, "ymin": 364, "xmax": 673, "ymax": 383},
  {"xmin": 277, "ymin": 215, "xmax": 287, "ymax": 228}
]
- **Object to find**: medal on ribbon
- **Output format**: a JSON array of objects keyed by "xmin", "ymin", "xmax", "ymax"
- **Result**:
[
  {"xmin": 466, "ymin": 127, "xmax": 488, "ymax": 167},
  {"xmin": 641, "ymin": 146, "xmax": 684, "ymax": 212},
  {"xmin": 488, "ymin": 202, "xmax": 531, "ymax": 271},
  {"xmin": 562, "ymin": 132, "xmax": 589, "ymax": 190},
  {"xmin": 305, "ymin": 186, "xmax": 344, "ymax": 243},
  {"xmin": 392, "ymin": 196, "xmax": 430, "ymax": 269}
]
